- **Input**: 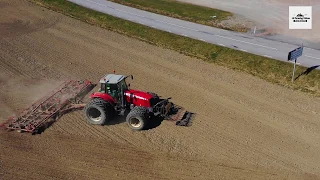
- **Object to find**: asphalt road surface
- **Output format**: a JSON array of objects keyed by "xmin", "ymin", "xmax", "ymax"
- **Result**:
[{"xmin": 68, "ymin": 0, "xmax": 320, "ymax": 68}]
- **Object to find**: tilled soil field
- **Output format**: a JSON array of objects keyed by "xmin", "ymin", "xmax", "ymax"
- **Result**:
[{"xmin": 1, "ymin": 0, "xmax": 320, "ymax": 179}]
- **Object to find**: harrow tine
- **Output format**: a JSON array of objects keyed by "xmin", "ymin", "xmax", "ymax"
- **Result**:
[
  {"xmin": 176, "ymin": 111, "xmax": 194, "ymax": 127},
  {"xmin": 165, "ymin": 103, "xmax": 195, "ymax": 127}
]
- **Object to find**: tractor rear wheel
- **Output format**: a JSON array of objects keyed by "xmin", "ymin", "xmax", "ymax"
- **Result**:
[
  {"xmin": 84, "ymin": 98, "xmax": 113, "ymax": 125},
  {"xmin": 126, "ymin": 106, "xmax": 149, "ymax": 131}
]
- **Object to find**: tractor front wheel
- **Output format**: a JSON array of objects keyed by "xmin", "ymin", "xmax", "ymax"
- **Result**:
[
  {"xmin": 84, "ymin": 98, "xmax": 113, "ymax": 125},
  {"xmin": 126, "ymin": 106, "xmax": 149, "ymax": 131}
]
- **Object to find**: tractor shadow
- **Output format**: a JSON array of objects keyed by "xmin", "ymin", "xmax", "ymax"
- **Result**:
[
  {"xmin": 106, "ymin": 111, "xmax": 164, "ymax": 130},
  {"xmin": 36, "ymin": 106, "xmax": 193, "ymax": 134},
  {"xmin": 37, "ymin": 109, "xmax": 164, "ymax": 134},
  {"xmin": 105, "ymin": 112, "xmax": 127, "ymax": 126},
  {"xmin": 145, "ymin": 116, "xmax": 164, "ymax": 130},
  {"xmin": 295, "ymin": 65, "xmax": 320, "ymax": 81}
]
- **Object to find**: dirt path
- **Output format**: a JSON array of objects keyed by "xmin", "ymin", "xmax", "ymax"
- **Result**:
[
  {"xmin": 178, "ymin": 0, "xmax": 320, "ymax": 43},
  {"xmin": 1, "ymin": 0, "xmax": 320, "ymax": 179}
]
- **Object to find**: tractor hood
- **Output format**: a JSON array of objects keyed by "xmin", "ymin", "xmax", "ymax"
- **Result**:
[
  {"xmin": 124, "ymin": 89, "xmax": 154, "ymax": 107},
  {"xmin": 125, "ymin": 89, "xmax": 153, "ymax": 100}
]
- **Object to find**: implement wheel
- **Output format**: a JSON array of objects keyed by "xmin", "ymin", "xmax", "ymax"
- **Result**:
[
  {"xmin": 126, "ymin": 106, "xmax": 149, "ymax": 131},
  {"xmin": 84, "ymin": 98, "xmax": 113, "ymax": 125}
]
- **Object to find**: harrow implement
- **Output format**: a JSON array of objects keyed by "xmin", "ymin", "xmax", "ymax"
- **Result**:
[
  {"xmin": 165, "ymin": 103, "xmax": 194, "ymax": 127},
  {"xmin": 0, "ymin": 80, "xmax": 95, "ymax": 134}
]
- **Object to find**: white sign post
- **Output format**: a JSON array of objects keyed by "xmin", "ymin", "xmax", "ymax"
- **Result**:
[{"xmin": 288, "ymin": 45, "xmax": 303, "ymax": 82}]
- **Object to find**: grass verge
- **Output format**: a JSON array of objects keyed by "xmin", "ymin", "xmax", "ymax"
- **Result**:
[
  {"xmin": 108, "ymin": 0, "xmax": 248, "ymax": 32},
  {"xmin": 31, "ymin": 0, "xmax": 320, "ymax": 96}
]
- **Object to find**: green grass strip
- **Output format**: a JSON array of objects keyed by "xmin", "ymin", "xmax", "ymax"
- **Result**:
[
  {"xmin": 108, "ymin": 0, "xmax": 247, "ymax": 32},
  {"xmin": 32, "ymin": 0, "xmax": 320, "ymax": 96}
]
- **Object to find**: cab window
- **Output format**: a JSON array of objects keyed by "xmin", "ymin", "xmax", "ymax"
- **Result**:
[
  {"xmin": 119, "ymin": 80, "xmax": 128, "ymax": 90},
  {"xmin": 100, "ymin": 83, "xmax": 106, "ymax": 92},
  {"xmin": 106, "ymin": 84, "xmax": 119, "ymax": 99}
]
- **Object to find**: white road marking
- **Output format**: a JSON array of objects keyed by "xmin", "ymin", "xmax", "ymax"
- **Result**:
[
  {"xmin": 305, "ymin": 47, "xmax": 315, "ymax": 51},
  {"xmin": 305, "ymin": 55, "xmax": 320, "ymax": 60},
  {"xmin": 215, "ymin": 34, "xmax": 277, "ymax": 50},
  {"xmin": 263, "ymin": 55, "xmax": 272, "ymax": 58},
  {"xmin": 218, "ymin": 43, "xmax": 225, "ymax": 47},
  {"xmin": 240, "ymin": 49, "xmax": 247, "ymax": 52}
]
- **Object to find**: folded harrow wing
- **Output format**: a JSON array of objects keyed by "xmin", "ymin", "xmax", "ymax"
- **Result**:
[
  {"xmin": 151, "ymin": 98, "xmax": 194, "ymax": 127},
  {"xmin": 166, "ymin": 104, "xmax": 194, "ymax": 127},
  {"xmin": 0, "ymin": 80, "xmax": 95, "ymax": 134}
]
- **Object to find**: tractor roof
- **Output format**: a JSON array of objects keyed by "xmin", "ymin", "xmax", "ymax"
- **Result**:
[{"xmin": 99, "ymin": 74, "xmax": 125, "ymax": 84}]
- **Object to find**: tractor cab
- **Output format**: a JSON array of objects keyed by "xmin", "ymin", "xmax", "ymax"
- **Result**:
[{"xmin": 99, "ymin": 74, "xmax": 132, "ymax": 104}]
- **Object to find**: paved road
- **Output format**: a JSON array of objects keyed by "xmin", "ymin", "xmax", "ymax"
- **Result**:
[{"xmin": 68, "ymin": 0, "xmax": 320, "ymax": 68}]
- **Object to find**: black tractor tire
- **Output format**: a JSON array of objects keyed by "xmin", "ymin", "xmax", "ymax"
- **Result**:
[
  {"xmin": 126, "ymin": 106, "xmax": 149, "ymax": 131},
  {"xmin": 84, "ymin": 98, "xmax": 113, "ymax": 125}
]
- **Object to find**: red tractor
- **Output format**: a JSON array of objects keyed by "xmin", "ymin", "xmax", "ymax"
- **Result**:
[
  {"xmin": 84, "ymin": 73, "xmax": 192, "ymax": 130},
  {"xmin": 0, "ymin": 73, "xmax": 193, "ymax": 134}
]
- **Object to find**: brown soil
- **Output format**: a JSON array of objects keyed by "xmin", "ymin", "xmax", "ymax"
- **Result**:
[{"xmin": 1, "ymin": 0, "xmax": 320, "ymax": 179}]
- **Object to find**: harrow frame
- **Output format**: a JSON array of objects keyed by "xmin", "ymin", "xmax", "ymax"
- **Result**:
[{"xmin": 0, "ymin": 80, "xmax": 95, "ymax": 134}]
